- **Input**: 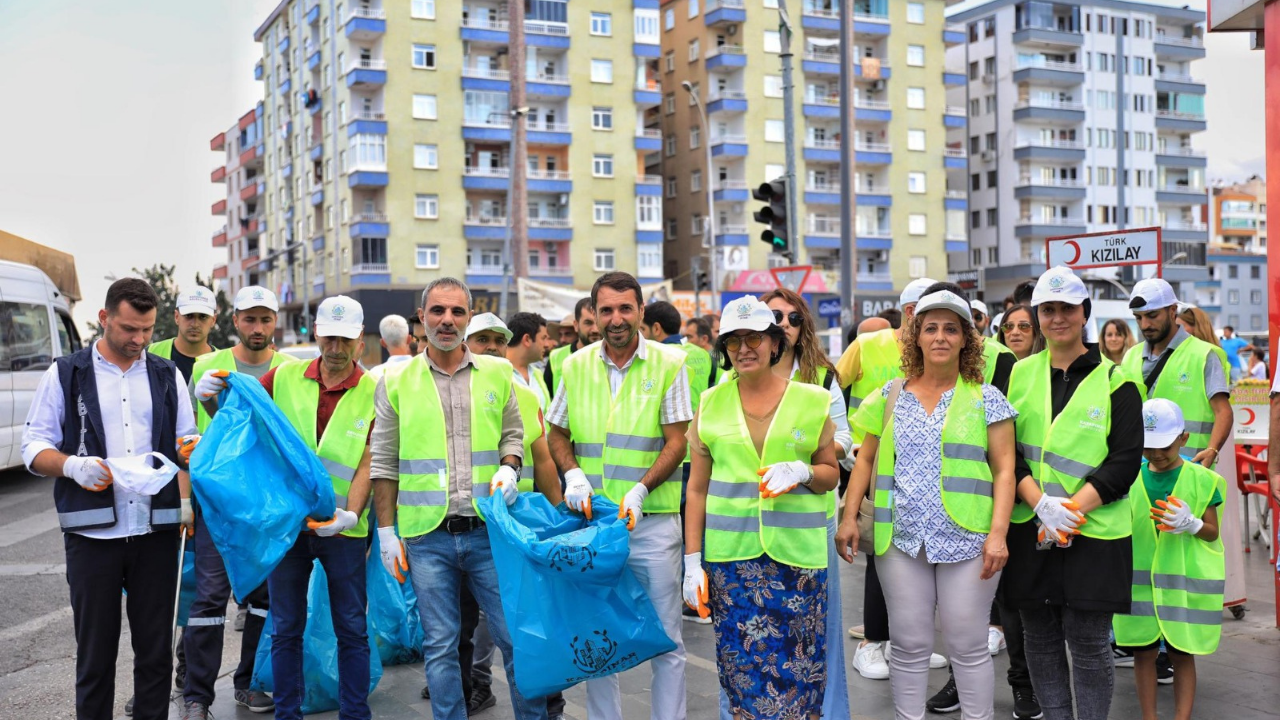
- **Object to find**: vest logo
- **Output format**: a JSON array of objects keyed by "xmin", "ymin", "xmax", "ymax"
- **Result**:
[
  {"xmin": 972, "ymin": 398, "xmax": 984, "ymax": 411},
  {"xmin": 1089, "ymin": 406, "xmax": 1104, "ymax": 421},
  {"xmin": 548, "ymin": 542, "xmax": 597, "ymax": 573},
  {"xmin": 355, "ymin": 418, "xmax": 367, "ymax": 430},
  {"xmin": 791, "ymin": 427, "xmax": 806, "ymax": 443},
  {"xmin": 1079, "ymin": 405, "xmax": 1106, "ymax": 432},
  {"xmin": 485, "ymin": 390, "xmax": 498, "ymax": 405},
  {"xmin": 570, "ymin": 630, "xmax": 618, "ymax": 674},
  {"xmin": 641, "ymin": 378, "xmax": 656, "ymax": 393},
  {"xmin": 1178, "ymin": 372, "xmax": 1189, "ymax": 384}
]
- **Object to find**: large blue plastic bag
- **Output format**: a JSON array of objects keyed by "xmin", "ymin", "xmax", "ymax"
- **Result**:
[
  {"xmin": 250, "ymin": 559, "xmax": 383, "ymax": 713},
  {"xmin": 367, "ymin": 525, "xmax": 424, "ymax": 665},
  {"xmin": 482, "ymin": 493, "xmax": 677, "ymax": 699},
  {"xmin": 188, "ymin": 372, "xmax": 335, "ymax": 598},
  {"xmin": 177, "ymin": 546, "xmax": 196, "ymax": 626}
]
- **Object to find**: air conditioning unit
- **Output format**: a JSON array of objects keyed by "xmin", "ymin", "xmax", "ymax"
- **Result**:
[
  {"xmin": 558, "ymin": 194, "xmax": 569, "ymax": 206},
  {"xmin": 981, "ymin": 150, "xmax": 996, "ymax": 162},
  {"xmin": 982, "ymin": 73, "xmax": 995, "ymax": 84},
  {"xmin": 871, "ymin": 80, "xmax": 886, "ymax": 92},
  {"xmin": 726, "ymin": 24, "xmax": 738, "ymax": 36}
]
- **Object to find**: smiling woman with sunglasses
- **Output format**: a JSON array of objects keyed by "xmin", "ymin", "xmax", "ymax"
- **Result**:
[
  {"xmin": 683, "ymin": 296, "xmax": 840, "ymax": 720},
  {"xmin": 997, "ymin": 304, "xmax": 1042, "ymax": 361}
]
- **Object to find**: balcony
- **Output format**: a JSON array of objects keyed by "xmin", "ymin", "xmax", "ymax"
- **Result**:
[
  {"xmin": 706, "ymin": 44, "xmax": 746, "ymax": 72},
  {"xmin": 211, "ymin": 166, "xmax": 226, "ymax": 183},
  {"xmin": 344, "ymin": 7, "xmax": 387, "ymax": 41},
  {"xmin": 527, "ymin": 217, "xmax": 572, "ymax": 229},
  {"xmin": 1014, "ymin": 140, "xmax": 1086, "ymax": 163},
  {"xmin": 1014, "ymin": 216, "xmax": 1086, "ymax": 237},
  {"xmin": 1013, "ymin": 98, "xmax": 1086, "ymax": 124},
  {"xmin": 802, "ymin": 49, "xmax": 841, "ymax": 75},
  {"xmin": 529, "ymin": 169, "xmax": 573, "ymax": 193},
  {"xmin": 945, "ymin": 189, "xmax": 968, "ymax": 211},
  {"xmin": 345, "ymin": 59, "xmax": 387, "ymax": 87},
  {"xmin": 855, "ymin": 142, "xmax": 891, "ymax": 165},
  {"xmin": 528, "ymin": 266, "xmax": 575, "ymax": 280},
  {"xmin": 1164, "ymin": 220, "xmax": 1209, "ymax": 241},
  {"xmin": 462, "ymin": 66, "xmax": 510, "ymax": 81},
  {"xmin": 212, "ymin": 226, "xmax": 228, "ymax": 248},
  {"xmin": 634, "ymin": 78, "xmax": 661, "ymax": 106},
  {"xmin": 210, "ymin": 132, "xmax": 225, "ymax": 151},
  {"xmin": 211, "ymin": 199, "xmax": 226, "ymax": 216},
  {"xmin": 944, "ymin": 146, "xmax": 967, "ymax": 169},
  {"xmin": 240, "ymin": 253, "xmax": 260, "ymax": 272},
  {"xmin": 1154, "ymin": 109, "xmax": 1207, "ymax": 133},
  {"xmin": 529, "ymin": 71, "xmax": 572, "ymax": 98},
  {"xmin": 347, "ymin": 166, "xmax": 389, "ymax": 188},
  {"xmin": 706, "ymin": 0, "xmax": 746, "ymax": 25},
  {"xmin": 715, "ymin": 224, "xmax": 749, "ymax": 247},
  {"xmin": 349, "ymin": 213, "xmax": 390, "ymax": 240},
  {"xmin": 710, "ymin": 133, "xmax": 749, "ymax": 157},
  {"xmin": 803, "ymin": 138, "xmax": 840, "ymax": 163},
  {"xmin": 1156, "ymin": 184, "xmax": 1206, "ymax": 205},
  {"xmin": 1155, "ymin": 71, "xmax": 1206, "ymax": 94},
  {"xmin": 707, "ymin": 89, "xmax": 748, "ymax": 115},
  {"xmin": 240, "ymin": 179, "xmax": 263, "ymax": 201},
  {"xmin": 1013, "ymin": 59, "xmax": 1085, "ymax": 86},
  {"xmin": 1155, "ymin": 145, "xmax": 1207, "ymax": 169},
  {"xmin": 212, "ymin": 264, "xmax": 228, "ymax": 280},
  {"xmin": 944, "ymin": 105, "xmax": 966, "ymax": 128},
  {"xmin": 713, "ymin": 178, "xmax": 749, "ymax": 202},
  {"xmin": 635, "ymin": 128, "xmax": 662, "ymax": 152},
  {"xmin": 524, "ymin": 119, "xmax": 571, "ymax": 145},
  {"xmin": 527, "ymin": 216, "xmax": 573, "ymax": 240},
  {"xmin": 944, "ymin": 70, "xmax": 966, "ymax": 86},
  {"xmin": 1012, "ymin": 22, "xmax": 1083, "ymax": 48},
  {"xmin": 1154, "ymin": 34, "xmax": 1206, "ymax": 60},
  {"xmin": 350, "ymin": 262, "xmax": 390, "ymax": 277},
  {"xmin": 1014, "ymin": 177, "xmax": 1087, "ymax": 201}
]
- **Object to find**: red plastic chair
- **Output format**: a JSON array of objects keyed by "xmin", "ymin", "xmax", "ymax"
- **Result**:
[{"xmin": 1234, "ymin": 447, "xmax": 1279, "ymax": 564}]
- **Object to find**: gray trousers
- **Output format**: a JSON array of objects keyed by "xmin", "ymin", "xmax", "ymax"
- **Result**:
[{"xmin": 878, "ymin": 545, "xmax": 1000, "ymax": 720}]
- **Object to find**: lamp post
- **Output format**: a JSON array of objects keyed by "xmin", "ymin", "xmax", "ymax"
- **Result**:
[{"xmin": 683, "ymin": 80, "xmax": 719, "ymax": 311}]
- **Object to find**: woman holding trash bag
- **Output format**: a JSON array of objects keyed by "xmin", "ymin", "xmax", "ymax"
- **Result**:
[
  {"xmin": 683, "ymin": 295, "xmax": 840, "ymax": 720},
  {"xmin": 834, "ymin": 288, "xmax": 1018, "ymax": 720}
]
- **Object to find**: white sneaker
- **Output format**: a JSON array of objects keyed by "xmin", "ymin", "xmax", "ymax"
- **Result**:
[
  {"xmin": 853, "ymin": 641, "xmax": 890, "ymax": 680},
  {"xmin": 988, "ymin": 626, "xmax": 1007, "ymax": 656},
  {"xmin": 884, "ymin": 642, "xmax": 949, "ymax": 669}
]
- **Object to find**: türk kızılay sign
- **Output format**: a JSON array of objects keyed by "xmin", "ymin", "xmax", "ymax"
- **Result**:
[{"xmin": 1046, "ymin": 227, "xmax": 1162, "ymax": 271}]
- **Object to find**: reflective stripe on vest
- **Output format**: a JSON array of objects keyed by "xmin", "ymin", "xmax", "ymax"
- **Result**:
[
  {"xmin": 561, "ymin": 340, "xmax": 685, "ymax": 513},
  {"xmin": 700, "ymin": 380, "xmax": 831, "ymax": 568},
  {"xmin": 1122, "ymin": 336, "xmax": 1218, "ymax": 458},
  {"xmin": 1113, "ymin": 461, "xmax": 1225, "ymax": 654},
  {"xmin": 273, "ymin": 362, "xmax": 376, "ymax": 538},
  {"xmin": 387, "ymin": 355, "xmax": 510, "ymax": 537},
  {"xmin": 514, "ymin": 383, "xmax": 543, "ymax": 493},
  {"xmin": 869, "ymin": 379, "xmax": 995, "ymax": 555},
  {"xmin": 847, "ymin": 329, "xmax": 902, "ymax": 443},
  {"xmin": 1007, "ymin": 353, "xmax": 1133, "ymax": 538},
  {"xmin": 190, "ymin": 349, "xmax": 295, "ymax": 433}
]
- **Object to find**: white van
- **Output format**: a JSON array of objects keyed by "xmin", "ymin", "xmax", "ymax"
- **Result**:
[{"xmin": 1, "ymin": 260, "xmax": 82, "ymax": 470}]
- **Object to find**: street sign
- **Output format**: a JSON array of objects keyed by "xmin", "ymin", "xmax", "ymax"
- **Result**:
[
  {"xmin": 1045, "ymin": 226, "xmax": 1162, "ymax": 274},
  {"xmin": 770, "ymin": 265, "xmax": 812, "ymax": 294}
]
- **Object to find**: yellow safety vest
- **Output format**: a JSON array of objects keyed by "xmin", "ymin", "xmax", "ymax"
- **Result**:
[
  {"xmin": 272, "ymin": 363, "xmax": 376, "ymax": 538},
  {"xmin": 855, "ymin": 379, "xmax": 995, "ymax": 556},
  {"xmin": 514, "ymin": 383, "xmax": 543, "ymax": 494},
  {"xmin": 386, "ymin": 354, "xmax": 511, "ymax": 538},
  {"xmin": 1007, "ymin": 353, "xmax": 1133, "ymax": 538},
  {"xmin": 560, "ymin": 340, "xmax": 687, "ymax": 513},
  {"xmin": 190, "ymin": 348, "xmax": 296, "ymax": 432},
  {"xmin": 700, "ymin": 379, "xmax": 831, "ymax": 568},
  {"xmin": 1121, "ymin": 337, "xmax": 1220, "ymax": 458},
  {"xmin": 148, "ymin": 338, "xmax": 176, "ymax": 359},
  {"xmin": 847, "ymin": 329, "xmax": 903, "ymax": 443},
  {"xmin": 547, "ymin": 344, "xmax": 574, "ymax": 392},
  {"xmin": 1113, "ymin": 461, "xmax": 1225, "ymax": 655},
  {"xmin": 982, "ymin": 338, "xmax": 1015, "ymax": 385}
]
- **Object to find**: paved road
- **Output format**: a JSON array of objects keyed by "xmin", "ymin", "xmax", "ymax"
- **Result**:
[{"xmin": 3, "ymin": 465, "xmax": 1279, "ymax": 719}]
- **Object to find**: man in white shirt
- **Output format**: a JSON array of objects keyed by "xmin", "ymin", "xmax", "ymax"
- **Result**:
[
  {"xmin": 369, "ymin": 314, "xmax": 415, "ymax": 378},
  {"xmin": 22, "ymin": 278, "xmax": 197, "ymax": 720},
  {"xmin": 505, "ymin": 312, "xmax": 555, "ymax": 410}
]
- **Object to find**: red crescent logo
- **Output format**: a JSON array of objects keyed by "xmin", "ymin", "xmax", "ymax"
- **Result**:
[
  {"xmin": 1244, "ymin": 408, "xmax": 1256, "ymax": 425},
  {"xmin": 1065, "ymin": 240, "xmax": 1081, "ymax": 265}
]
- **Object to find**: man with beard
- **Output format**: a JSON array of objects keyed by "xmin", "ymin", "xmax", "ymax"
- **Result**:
[
  {"xmin": 543, "ymin": 296, "xmax": 601, "ymax": 395},
  {"xmin": 182, "ymin": 285, "xmax": 297, "ymax": 718},
  {"xmin": 556, "ymin": 313, "xmax": 577, "ymax": 346},
  {"xmin": 547, "ymin": 272, "xmax": 692, "ymax": 720},
  {"xmin": 372, "ymin": 278, "xmax": 547, "ymax": 720},
  {"xmin": 149, "ymin": 285, "xmax": 219, "ymax": 384}
]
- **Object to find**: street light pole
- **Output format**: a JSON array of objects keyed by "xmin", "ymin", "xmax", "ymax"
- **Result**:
[{"xmin": 684, "ymin": 81, "xmax": 719, "ymax": 310}]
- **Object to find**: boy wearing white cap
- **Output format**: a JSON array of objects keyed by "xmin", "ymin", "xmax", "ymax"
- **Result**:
[
  {"xmin": 1122, "ymin": 278, "xmax": 1232, "ymax": 468},
  {"xmin": 150, "ymin": 285, "xmax": 219, "ymax": 384},
  {"xmin": 1113, "ymin": 398, "xmax": 1224, "ymax": 720}
]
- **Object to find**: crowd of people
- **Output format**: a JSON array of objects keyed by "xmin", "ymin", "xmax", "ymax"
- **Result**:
[{"xmin": 20, "ymin": 263, "xmax": 1238, "ymax": 720}]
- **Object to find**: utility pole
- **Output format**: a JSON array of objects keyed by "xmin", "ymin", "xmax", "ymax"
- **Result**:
[
  {"xmin": 777, "ymin": 0, "xmax": 800, "ymax": 262},
  {"xmin": 838, "ymin": 0, "xmax": 857, "ymax": 324},
  {"xmin": 501, "ymin": 0, "xmax": 529, "ymax": 318}
]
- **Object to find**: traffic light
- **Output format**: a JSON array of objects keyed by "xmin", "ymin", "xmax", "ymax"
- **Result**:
[{"xmin": 752, "ymin": 179, "xmax": 789, "ymax": 256}]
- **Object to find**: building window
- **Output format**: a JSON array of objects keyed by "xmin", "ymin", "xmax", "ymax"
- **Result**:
[
  {"xmin": 666, "ymin": 218, "xmax": 678, "ymax": 239},
  {"xmin": 467, "ymin": 244, "xmax": 503, "ymax": 272},
  {"xmin": 412, "ymin": 94, "xmax": 437, "ymax": 119},
  {"xmin": 908, "ymin": 172, "xmax": 926, "ymax": 193},
  {"xmin": 688, "ymin": 0, "xmax": 699, "ymax": 18},
  {"xmin": 690, "ymin": 169, "xmax": 702, "ymax": 192},
  {"xmin": 665, "ymin": 7, "xmax": 674, "ymax": 30},
  {"xmin": 763, "ymin": 30, "xmax": 781, "ymax": 53},
  {"xmin": 1228, "ymin": 265, "xmax": 1239, "ymax": 279},
  {"xmin": 412, "ymin": 44, "xmax": 436, "ymax": 69},
  {"xmin": 765, "ymin": 120, "xmax": 784, "ymax": 143},
  {"xmin": 1251, "ymin": 265, "xmax": 1261, "ymax": 279},
  {"xmin": 688, "ymin": 39, "xmax": 700, "ymax": 62},
  {"xmin": 907, "ymin": 129, "xmax": 925, "ymax": 151},
  {"xmin": 590, "ymin": 12, "xmax": 612, "ymax": 36},
  {"xmin": 411, "ymin": 0, "xmax": 435, "ymax": 19},
  {"xmin": 906, "ymin": 87, "xmax": 925, "ymax": 109},
  {"xmin": 593, "ymin": 201, "xmax": 615, "ymax": 224},
  {"xmin": 349, "ymin": 134, "xmax": 386, "ymax": 170},
  {"xmin": 414, "ymin": 143, "xmax": 438, "ymax": 169},
  {"xmin": 664, "ymin": 134, "xmax": 677, "ymax": 156},
  {"xmin": 1251, "ymin": 290, "xmax": 1263, "ymax": 304},
  {"xmin": 987, "ymin": 208, "xmax": 997, "ymax": 225},
  {"xmin": 592, "ymin": 154, "xmax": 614, "ymax": 177},
  {"xmin": 664, "ymin": 51, "xmax": 675, "ymax": 72},
  {"xmin": 590, "ymin": 59, "xmax": 613, "ymax": 83},
  {"xmin": 591, "ymin": 106, "xmax": 613, "ymax": 130},
  {"xmin": 906, "ymin": 2, "xmax": 924, "ymax": 24},
  {"xmin": 665, "ymin": 93, "xmax": 676, "ymax": 114},
  {"xmin": 690, "ymin": 126, "xmax": 701, "ymax": 149},
  {"xmin": 637, "ymin": 196, "xmax": 662, "ymax": 229},
  {"xmin": 638, "ymin": 245, "xmax": 662, "ymax": 277},
  {"xmin": 971, "ymin": 211, "xmax": 980, "ymax": 229},
  {"xmin": 635, "ymin": 9, "xmax": 660, "ymax": 43},
  {"xmin": 691, "ymin": 214, "xmax": 704, "ymax": 235},
  {"xmin": 909, "ymin": 256, "xmax": 928, "ymax": 278},
  {"xmin": 986, "ymin": 170, "xmax": 997, "ymax": 187},
  {"xmin": 415, "ymin": 244, "xmax": 440, "ymax": 268},
  {"xmin": 665, "ymin": 176, "xmax": 677, "ymax": 197},
  {"xmin": 764, "ymin": 75, "xmax": 783, "ymax": 98},
  {"xmin": 593, "ymin": 249, "xmax": 616, "ymax": 272},
  {"xmin": 908, "ymin": 214, "xmax": 927, "ymax": 235},
  {"xmin": 907, "ymin": 45, "xmax": 925, "ymax": 67},
  {"xmin": 1228, "ymin": 289, "xmax": 1240, "ymax": 304},
  {"xmin": 415, "ymin": 194, "xmax": 439, "ymax": 219}
]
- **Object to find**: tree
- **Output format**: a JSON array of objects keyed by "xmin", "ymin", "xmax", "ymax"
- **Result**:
[{"xmin": 88, "ymin": 264, "xmax": 236, "ymax": 348}]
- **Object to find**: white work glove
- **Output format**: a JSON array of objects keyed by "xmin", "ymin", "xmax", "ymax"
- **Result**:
[
  {"xmin": 307, "ymin": 508, "xmax": 359, "ymax": 537},
  {"xmin": 618, "ymin": 484, "xmax": 649, "ymax": 531},
  {"xmin": 63, "ymin": 455, "xmax": 113, "ymax": 492},
  {"xmin": 1151, "ymin": 496, "xmax": 1205, "ymax": 536},
  {"xmin": 490, "ymin": 465, "xmax": 520, "ymax": 506},
  {"xmin": 682, "ymin": 552, "xmax": 710, "ymax": 620},
  {"xmin": 176, "ymin": 435, "xmax": 201, "ymax": 464},
  {"xmin": 194, "ymin": 369, "xmax": 229, "ymax": 401},
  {"xmin": 1033, "ymin": 494, "xmax": 1085, "ymax": 545},
  {"xmin": 563, "ymin": 468, "xmax": 594, "ymax": 520},
  {"xmin": 180, "ymin": 498, "xmax": 194, "ymax": 537},
  {"xmin": 378, "ymin": 526, "xmax": 409, "ymax": 583},
  {"xmin": 757, "ymin": 461, "xmax": 811, "ymax": 498}
]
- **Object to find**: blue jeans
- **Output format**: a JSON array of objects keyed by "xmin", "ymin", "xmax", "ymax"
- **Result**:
[
  {"xmin": 268, "ymin": 534, "xmax": 371, "ymax": 720},
  {"xmin": 405, "ymin": 525, "xmax": 548, "ymax": 720}
]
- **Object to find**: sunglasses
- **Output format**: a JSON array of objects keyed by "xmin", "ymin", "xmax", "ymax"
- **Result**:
[
  {"xmin": 772, "ymin": 310, "xmax": 804, "ymax": 327},
  {"xmin": 1001, "ymin": 322, "xmax": 1033, "ymax": 332},
  {"xmin": 724, "ymin": 332, "xmax": 766, "ymax": 352}
]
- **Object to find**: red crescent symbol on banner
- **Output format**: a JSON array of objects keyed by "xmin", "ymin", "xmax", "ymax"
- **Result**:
[
  {"xmin": 1244, "ymin": 408, "xmax": 1256, "ymax": 425},
  {"xmin": 1065, "ymin": 240, "xmax": 1081, "ymax": 265}
]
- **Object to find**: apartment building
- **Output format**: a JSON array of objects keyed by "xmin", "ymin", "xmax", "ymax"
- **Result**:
[
  {"xmin": 209, "ymin": 105, "xmax": 267, "ymax": 297},
  {"xmin": 660, "ymin": 0, "xmax": 965, "ymax": 295},
  {"xmin": 1193, "ymin": 177, "xmax": 1268, "ymax": 333},
  {"xmin": 945, "ymin": 0, "xmax": 1209, "ymax": 302},
  {"xmin": 247, "ymin": 0, "xmax": 666, "ymax": 331},
  {"xmin": 1209, "ymin": 176, "xmax": 1267, "ymax": 254}
]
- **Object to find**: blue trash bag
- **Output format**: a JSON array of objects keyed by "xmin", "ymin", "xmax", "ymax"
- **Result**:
[
  {"xmin": 189, "ymin": 372, "xmax": 335, "ymax": 599},
  {"xmin": 366, "ymin": 525, "xmax": 424, "ymax": 666},
  {"xmin": 177, "ymin": 545, "xmax": 196, "ymax": 627},
  {"xmin": 250, "ymin": 559, "xmax": 383, "ymax": 714},
  {"xmin": 481, "ymin": 493, "xmax": 677, "ymax": 699}
]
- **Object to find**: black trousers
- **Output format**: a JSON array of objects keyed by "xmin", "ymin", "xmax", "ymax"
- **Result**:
[
  {"xmin": 998, "ymin": 598, "xmax": 1031, "ymax": 691},
  {"xmin": 863, "ymin": 553, "xmax": 890, "ymax": 642},
  {"xmin": 184, "ymin": 512, "xmax": 268, "ymax": 705},
  {"xmin": 65, "ymin": 529, "xmax": 181, "ymax": 720}
]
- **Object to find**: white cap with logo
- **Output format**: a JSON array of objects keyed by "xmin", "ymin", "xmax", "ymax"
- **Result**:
[
  {"xmin": 719, "ymin": 295, "xmax": 776, "ymax": 334},
  {"xmin": 1129, "ymin": 278, "xmax": 1178, "ymax": 313},
  {"xmin": 1031, "ymin": 266, "xmax": 1089, "ymax": 307},
  {"xmin": 970, "ymin": 299, "xmax": 989, "ymax": 317},
  {"xmin": 900, "ymin": 278, "xmax": 939, "ymax": 307},
  {"xmin": 466, "ymin": 313, "xmax": 513, "ymax": 341},
  {"xmin": 1142, "ymin": 398, "xmax": 1185, "ymax": 449},
  {"xmin": 915, "ymin": 290, "xmax": 975, "ymax": 325},
  {"xmin": 313, "ymin": 296, "xmax": 365, "ymax": 339},
  {"xmin": 234, "ymin": 285, "xmax": 279, "ymax": 312},
  {"xmin": 177, "ymin": 286, "xmax": 217, "ymax": 316}
]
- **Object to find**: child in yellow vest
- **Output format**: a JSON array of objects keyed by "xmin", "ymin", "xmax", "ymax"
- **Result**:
[{"xmin": 1114, "ymin": 398, "xmax": 1225, "ymax": 720}]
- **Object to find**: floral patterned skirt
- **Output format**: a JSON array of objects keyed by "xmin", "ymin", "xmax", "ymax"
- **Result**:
[{"xmin": 706, "ymin": 556, "xmax": 827, "ymax": 720}]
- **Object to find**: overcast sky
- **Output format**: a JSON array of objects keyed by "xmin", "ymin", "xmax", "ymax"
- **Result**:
[{"xmin": 0, "ymin": 0, "xmax": 1265, "ymax": 330}]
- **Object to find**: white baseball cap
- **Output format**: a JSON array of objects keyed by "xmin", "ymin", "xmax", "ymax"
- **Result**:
[
  {"xmin": 1031, "ymin": 266, "xmax": 1089, "ymax": 307},
  {"xmin": 1130, "ymin": 278, "xmax": 1178, "ymax": 313},
  {"xmin": 719, "ymin": 295, "xmax": 775, "ymax": 334},
  {"xmin": 970, "ymin": 299, "xmax": 989, "ymax": 317},
  {"xmin": 900, "ymin": 278, "xmax": 939, "ymax": 307},
  {"xmin": 176, "ymin": 286, "xmax": 217, "ymax": 316},
  {"xmin": 234, "ymin": 285, "xmax": 279, "ymax": 312},
  {"xmin": 314, "ymin": 295, "xmax": 364, "ymax": 339},
  {"xmin": 466, "ymin": 312, "xmax": 513, "ymax": 342},
  {"xmin": 915, "ymin": 290, "xmax": 974, "ymax": 325},
  {"xmin": 1142, "ymin": 398, "xmax": 1185, "ymax": 449}
]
